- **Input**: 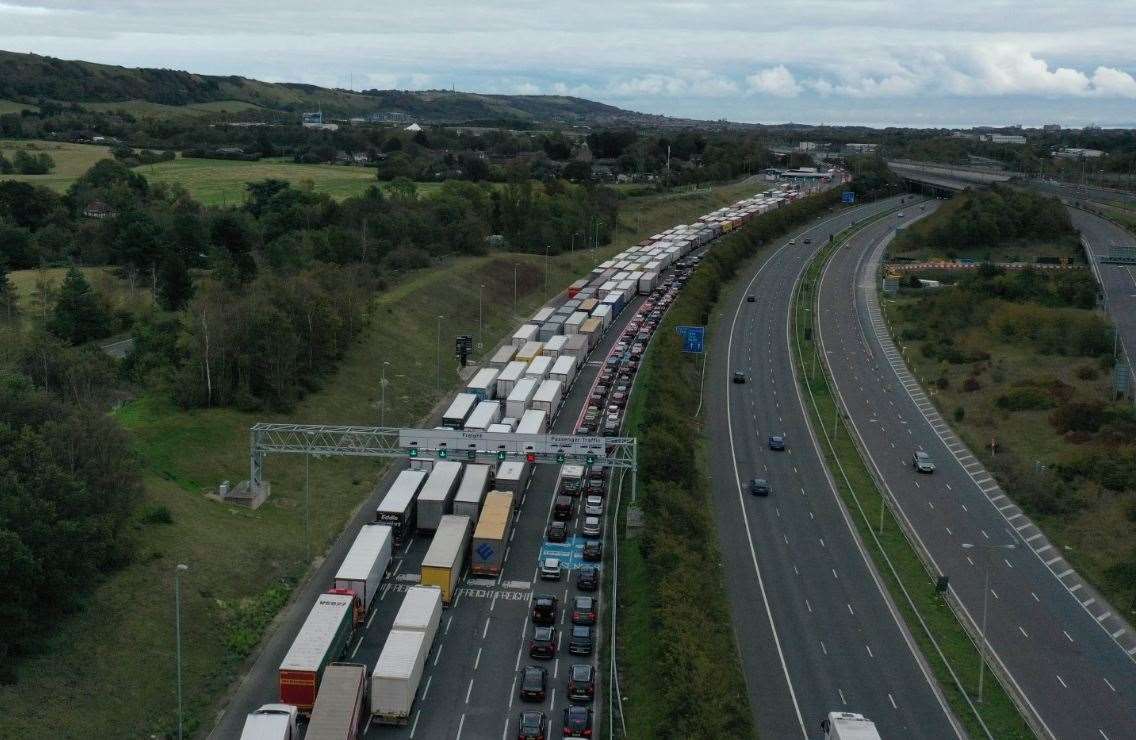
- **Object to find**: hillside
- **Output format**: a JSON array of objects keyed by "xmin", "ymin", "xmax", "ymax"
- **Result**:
[{"xmin": 0, "ymin": 49, "xmax": 662, "ymax": 126}]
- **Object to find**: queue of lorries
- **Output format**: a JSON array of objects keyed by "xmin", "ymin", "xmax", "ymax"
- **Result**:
[{"xmin": 239, "ymin": 187, "xmax": 803, "ymax": 740}]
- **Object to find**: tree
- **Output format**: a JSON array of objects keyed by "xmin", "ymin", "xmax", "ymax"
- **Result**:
[
  {"xmin": 157, "ymin": 253, "xmax": 193, "ymax": 311},
  {"xmin": 563, "ymin": 161, "xmax": 592, "ymax": 182},
  {"xmin": 48, "ymin": 267, "xmax": 111, "ymax": 344},
  {"xmin": 0, "ymin": 262, "xmax": 16, "ymax": 322}
]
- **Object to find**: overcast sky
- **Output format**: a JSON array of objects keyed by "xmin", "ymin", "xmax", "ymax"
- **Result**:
[{"xmin": 3, "ymin": 1, "xmax": 1136, "ymax": 128}]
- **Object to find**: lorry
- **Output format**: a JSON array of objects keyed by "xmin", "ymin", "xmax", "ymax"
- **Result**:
[
  {"xmin": 516, "ymin": 408, "xmax": 547, "ymax": 435},
  {"xmin": 495, "ymin": 460, "xmax": 530, "ymax": 494},
  {"xmin": 415, "ymin": 461, "xmax": 463, "ymax": 532},
  {"xmin": 544, "ymin": 334, "xmax": 568, "ymax": 357},
  {"xmin": 464, "ymin": 400, "xmax": 501, "ymax": 431},
  {"xmin": 489, "ymin": 343, "xmax": 517, "ymax": 368},
  {"xmin": 557, "ymin": 464, "xmax": 585, "ymax": 496},
  {"xmin": 239, "ymin": 704, "xmax": 299, "ymax": 740},
  {"xmin": 563, "ymin": 334, "xmax": 589, "ymax": 360},
  {"xmin": 512, "ymin": 324, "xmax": 538, "ymax": 347},
  {"xmin": 332, "ymin": 523, "xmax": 392, "ymax": 624},
  {"xmin": 515, "ymin": 340, "xmax": 544, "ymax": 363},
  {"xmin": 393, "ymin": 585, "xmax": 443, "ymax": 634},
  {"xmin": 470, "ymin": 491, "xmax": 514, "ymax": 575},
  {"xmin": 371, "ymin": 630, "xmax": 430, "ymax": 725},
  {"xmin": 506, "ymin": 377, "xmax": 539, "ymax": 418},
  {"xmin": 452, "ymin": 463, "xmax": 492, "ymax": 520},
  {"xmin": 530, "ymin": 379, "xmax": 562, "ymax": 417},
  {"xmin": 278, "ymin": 592, "xmax": 356, "ymax": 712},
  {"xmin": 820, "ymin": 712, "xmax": 882, "ymax": 740},
  {"xmin": 496, "ymin": 360, "xmax": 528, "ymax": 397},
  {"xmin": 419, "ymin": 514, "xmax": 471, "ymax": 605},
  {"xmin": 304, "ymin": 663, "xmax": 368, "ymax": 740},
  {"xmin": 465, "ymin": 367, "xmax": 500, "ymax": 401},
  {"xmin": 375, "ymin": 469, "xmax": 428, "ymax": 548},
  {"xmin": 549, "ymin": 354, "xmax": 577, "ymax": 387},
  {"xmin": 441, "ymin": 393, "xmax": 478, "ymax": 429},
  {"xmin": 525, "ymin": 355, "xmax": 552, "ymax": 380}
]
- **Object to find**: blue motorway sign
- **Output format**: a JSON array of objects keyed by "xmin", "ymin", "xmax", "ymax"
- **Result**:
[
  {"xmin": 539, "ymin": 536, "xmax": 601, "ymax": 572},
  {"xmin": 841, "ymin": 191, "xmax": 856, "ymax": 204},
  {"xmin": 675, "ymin": 325, "xmax": 706, "ymax": 353},
  {"xmin": 476, "ymin": 542, "xmax": 495, "ymax": 562}
]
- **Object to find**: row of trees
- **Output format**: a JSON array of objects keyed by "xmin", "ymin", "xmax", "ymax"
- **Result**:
[{"xmin": 0, "ymin": 149, "xmax": 54, "ymax": 175}]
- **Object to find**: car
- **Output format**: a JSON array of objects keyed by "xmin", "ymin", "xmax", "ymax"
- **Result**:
[
  {"xmin": 576, "ymin": 424, "xmax": 594, "ymax": 436},
  {"xmin": 803, "ymin": 236, "xmax": 812, "ymax": 244},
  {"xmin": 747, "ymin": 294, "xmax": 756, "ymax": 302},
  {"xmin": 529, "ymin": 625, "xmax": 557, "ymax": 659},
  {"xmin": 531, "ymin": 594, "xmax": 557, "ymax": 625},
  {"xmin": 584, "ymin": 495, "xmax": 604, "ymax": 516},
  {"xmin": 897, "ymin": 211, "xmax": 905, "ymax": 218},
  {"xmin": 554, "ymin": 495, "xmax": 574, "ymax": 520},
  {"xmin": 788, "ymin": 238, "xmax": 796, "ymax": 245},
  {"xmin": 563, "ymin": 706, "xmax": 594, "ymax": 737},
  {"xmin": 636, "ymin": 331, "xmax": 650, "ymax": 342},
  {"xmin": 568, "ymin": 625, "xmax": 593, "ymax": 655},
  {"xmin": 604, "ymin": 355, "xmax": 621, "ymax": 368},
  {"xmin": 582, "ymin": 540, "xmax": 603, "ymax": 562},
  {"xmin": 610, "ymin": 391, "xmax": 628, "ymax": 407},
  {"xmin": 517, "ymin": 710, "xmax": 547, "ymax": 740},
  {"xmin": 547, "ymin": 521, "xmax": 568, "ymax": 543},
  {"xmin": 768, "ymin": 434, "xmax": 786, "ymax": 451},
  {"xmin": 750, "ymin": 478, "xmax": 771, "ymax": 496},
  {"xmin": 733, "ymin": 371, "xmax": 746, "ymax": 384},
  {"xmin": 913, "ymin": 450, "xmax": 936, "ymax": 473},
  {"xmin": 582, "ymin": 516, "xmax": 601, "ymax": 537},
  {"xmin": 571, "ymin": 596, "xmax": 597, "ymax": 625},
  {"xmin": 520, "ymin": 665, "xmax": 548, "ymax": 702},
  {"xmin": 576, "ymin": 566, "xmax": 599, "ymax": 591},
  {"xmin": 631, "ymin": 343, "xmax": 644, "ymax": 355},
  {"xmin": 540, "ymin": 557, "xmax": 562, "ymax": 581},
  {"xmin": 567, "ymin": 663, "xmax": 596, "ymax": 703},
  {"xmin": 602, "ymin": 419, "xmax": 620, "ymax": 436}
]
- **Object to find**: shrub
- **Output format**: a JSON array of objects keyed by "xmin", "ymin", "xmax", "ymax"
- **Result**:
[
  {"xmin": 996, "ymin": 386, "xmax": 1055, "ymax": 411},
  {"xmin": 936, "ymin": 375, "xmax": 950, "ymax": 390},
  {"xmin": 963, "ymin": 376, "xmax": 982, "ymax": 392},
  {"xmin": 140, "ymin": 504, "xmax": 174, "ymax": 525},
  {"xmin": 1076, "ymin": 364, "xmax": 1099, "ymax": 381},
  {"xmin": 1049, "ymin": 401, "xmax": 1107, "ymax": 434},
  {"xmin": 954, "ymin": 406, "xmax": 965, "ymax": 421}
]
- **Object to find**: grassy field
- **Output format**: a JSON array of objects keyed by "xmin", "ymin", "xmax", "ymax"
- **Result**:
[
  {"xmin": 80, "ymin": 99, "xmax": 266, "ymax": 118},
  {"xmin": 0, "ymin": 99, "xmax": 38, "ymax": 114},
  {"xmin": 0, "ymin": 181, "xmax": 770, "ymax": 738},
  {"xmin": 796, "ymin": 227, "xmax": 1031, "ymax": 738},
  {"xmin": 0, "ymin": 138, "xmax": 113, "ymax": 191}
]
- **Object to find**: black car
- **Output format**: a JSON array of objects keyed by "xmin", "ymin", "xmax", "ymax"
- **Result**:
[
  {"xmin": 517, "ymin": 710, "xmax": 547, "ymax": 740},
  {"xmin": 546, "ymin": 520, "xmax": 568, "ymax": 542},
  {"xmin": 571, "ymin": 596, "xmax": 597, "ymax": 625},
  {"xmin": 531, "ymin": 594, "xmax": 557, "ymax": 625},
  {"xmin": 519, "ymin": 665, "xmax": 548, "ymax": 702},
  {"xmin": 750, "ymin": 478, "xmax": 771, "ymax": 497},
  {"xmin": 747, "ymin": 294, "xmax": 756, "ymax": 302},
  {"xmin": 582, "ymin": 540, "xmax": 603, "ymax": 562},
  {"xmin": 567, "ymin": 664, "xmax": 596, "ymax": 703},
  {"xmin": 568, "ymin": 625, "xmax": 593, "ymax": 655},
  {"xmin": 768, "ymin": 434, "xmax": 786, "ymax": 451},
  {"xmin": 733, "ymin": 371, "xmax": 746, "ymax": 384},
  {"xmin": 529, "ymin": 625, "xmax": 557, "ymax": 659},
  {"xmin": 576, "ymin": 566, "xmax": 599, "ymax": 592},
  {"xmin": 563, "ymin": 705, "xmax": 594, "ymax": 738}
]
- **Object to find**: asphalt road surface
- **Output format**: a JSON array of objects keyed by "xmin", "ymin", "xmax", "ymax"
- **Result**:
[
  {"xmin": 816, "ymin": 208, "xmax": 1136, "ymax": 739},
  {"xmin": 704, "ymin": 196, "xmax": 963, "ymax": 739},
  {"xmin": 1070, "ymin": 206, "xmax": 1136, "ymax": 375}
]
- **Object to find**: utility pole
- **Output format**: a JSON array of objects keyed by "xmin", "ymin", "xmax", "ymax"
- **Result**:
[
  {"xmin": 380, "ymin": 361, "xmax": 391, "ymax": 427},
  {"xmin": 513, "ymin": 264, "xmax": 518, "ymax": 317},
  {"xmin": 304, "ymin": 447, "xmax": 311, "ymax": 561},
  {"xmin": 174, "ymin": 563, "xmax": 189, "ymax": 740},
  {"xmin": 544, "ymin": 245, "xmax": 550, "ymax": 297},
  {"xmin": 478, "ymin": 284, "xmax": 485, "ymax": 350}
]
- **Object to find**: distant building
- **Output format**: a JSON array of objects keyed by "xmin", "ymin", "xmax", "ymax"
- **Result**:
[
  {"xmin": 1054, "ymin": 147, "xmax": 1105, "ymax": 159},
  {"xmin": 83, "ymin": 200, "xmax": 116, "ymax": 220},
  {"xmin": 302, "ymin": 111, "xmax": 339, "ymax": 131},
  {"xmin": 1042, "ymin": 124, "xmax": 1061, "ymax": 133},
  {"xmin": 981, "ymin": 134, "xmax": 1027, "ymax": 144},
  {"xmin": 797, "ymin": 141, "xmax": 817, "ymax": 151},
  {"xmin": 845, "ymin": 143, "xmax": 878, "ymax": 154}
]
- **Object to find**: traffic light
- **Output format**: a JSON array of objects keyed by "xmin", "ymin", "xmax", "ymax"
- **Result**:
[
  {"xmin": 466, "ymin": 447, "xmax": 477, "ymax": 461},
  {"xmin": 556, "ymin": 449, "xmax": 566, "ymax": 464},
  {"xmin": 585, "ymin": 452, "xmax": 596, "ymax": 466},
  {"xmin": 496, "ymin": 447, "xmax": 507, "ymax": 462},
  {"xmin": 408, "ymin": 442, "xmax": 418, "ymax": 458},
  {"xmin": 437, "ymin": 444, "xmax": 447, "ymax": 459},
  {"xmin": 525, "ymin": 447, "xmax": 536, "ymax": 463}
]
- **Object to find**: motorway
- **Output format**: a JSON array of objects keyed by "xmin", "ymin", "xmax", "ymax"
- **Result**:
[
  {"xmin": 816, "ymin": 209, "xmax": 1136, "ymax": 738},
  {"xmin": 1070, "ymin": 207, "xmax": 1136, "ymax": 377},
  {"xmin": 211, "ymin": 199, "xmax": 718, "ymax": 739},
  {"xmin": 704, "ymin": 196, "xmax": 963, "ymax": 739}
]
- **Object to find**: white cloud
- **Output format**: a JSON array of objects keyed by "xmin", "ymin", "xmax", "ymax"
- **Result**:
[
  {"xmin": 1089, "ymin": 65, "xmax": 1136, "ymax": 97},
  {"xmin": 605, "ymin": 70, "xmax": 737, "ymax": 98},
  {"xmin": 511, "ymin": 81, "xmax": 541, "ymax": 95},
  {"xmin": 746, "ymin": 65, "xmax": 800, "ymax": 97}
]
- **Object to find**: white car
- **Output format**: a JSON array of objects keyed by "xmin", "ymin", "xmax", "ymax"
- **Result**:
[
  {"xmin": 582, "ymin": 516, "xmax": 601, "ymax": 537},
  {"xmin": 585, "ymin": 496, "xmax": 604, "ymax": 516},
  {"xmin": 540, "ymin": 557, "xmax": 562, "ymax": 581}
]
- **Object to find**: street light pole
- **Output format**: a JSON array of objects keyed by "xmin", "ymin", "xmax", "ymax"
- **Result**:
[
  {"xmin": 962, "ymin": 542, "xmax": 1016, "ymax": 703},
  {"xmin": 544, "ymin": 245, "xmax": 550, "ymax": 297},
  {"xmin": 513, "ymin": 264, "xmax": 518, "ymax": 317},
  {"xmin": 380, "ymin": 361, "xmax": 391, "ymax": 427},
  {"xmin": 304, "ymin": 449, "xmax": 311, "ymax": 561},
  {"xmin": 478, "ymin": 284, "xmax": 484, "ymax": 350},
  {"xmin": 436, "ymin": 314, "xmax": 446, "ymax": 391},
  {"xmin": 174, "ymin": 563, "xmax": 189, "ymax": 740}
]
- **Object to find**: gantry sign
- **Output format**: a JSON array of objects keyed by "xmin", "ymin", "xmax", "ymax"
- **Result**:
[{"xmin": 248, "ymin": 423, "xmax": 638, "ymax": 497}]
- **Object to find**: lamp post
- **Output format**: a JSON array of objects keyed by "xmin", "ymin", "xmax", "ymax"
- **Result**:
[
  {"xmin": 436, "ymin": 314, "xmax": 446, "ymax": 391},
  {"xmin": 304, "ymin": 434, "xmax": 312, "ymax": 561},
  {"xmin": 961, "ymin": 542, "xmax": 1016, "ymax": 703},
  {"xmin": 478, "ymin": 284, "xmax": 485, "ymax": 349},
  {"xmin": 513, "ymin": 264, "xmax": 518, "ymax": 317},
  {"xmin": 380, "ymin": 361, "xmax": 391, "ymax": 427},
  {"xmin": 174, "ymin": 563, "xmax": 189, "ymax": 740},
  {"xmin": 544, "ymin": 245, "xmax": 550, "ymax": 297}
]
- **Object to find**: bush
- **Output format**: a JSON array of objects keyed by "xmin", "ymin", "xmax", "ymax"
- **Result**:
[
  {"xmin": 936, "ymin": 375, "xmax": 950, "ymax": 390},
  {"xmin": 1076, "ymin": 364, "xmax": 1099, "ymax": 381},
  {"xmin": 963, "ymin": 376, "xmax": 982, "ymax": 392},
  {"xmin": 996, "ymin": 386, "xmax": 1055, "ymax": 411},
  {"xmin": 1049, "ymin": 401, "xmax": 1107, "ymax": 434},
  {"xmin": 954, "ymin": 405, "xmax": 965, "ymax": 421},
  {"xmin": 140, "ymin": 504, "xmax": 173, "ymax": 525}
]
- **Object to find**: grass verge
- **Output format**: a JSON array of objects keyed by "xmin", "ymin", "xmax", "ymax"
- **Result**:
[
  {"xmin": 791, "ymin": 221, "xmax": 1033, "ymax": 738},
  {"xmin": 0, "ymin": 182, "xmax": 774, "ymax": 738}
]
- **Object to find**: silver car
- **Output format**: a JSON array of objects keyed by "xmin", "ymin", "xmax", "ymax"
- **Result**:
[
  {"xmin": 913, "ymin": 450, "xmax": 935, "ymax": 474},
  {"xmin": 584, "ymin": 496, "xmax": 604, "ymax": 517},
  {"xmin": 582, "ymin": 516, "xmax": 601, "ymax": 537}
]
